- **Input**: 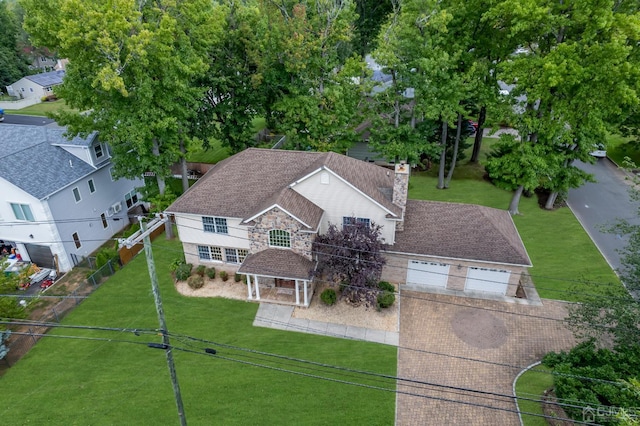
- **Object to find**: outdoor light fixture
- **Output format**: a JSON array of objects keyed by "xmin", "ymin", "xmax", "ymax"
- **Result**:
[
  {"xmin": 457, "ymin": 264, "xmax": 462, "ymax": 270},
  {"xmin": 29, "ymin": 234, "xmax": 34, "ymax": 239}
]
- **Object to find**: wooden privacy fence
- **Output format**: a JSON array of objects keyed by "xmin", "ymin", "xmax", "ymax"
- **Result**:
[{"xmin": 118, "ymin": 222, "xmax": 166, "ymax": 266}]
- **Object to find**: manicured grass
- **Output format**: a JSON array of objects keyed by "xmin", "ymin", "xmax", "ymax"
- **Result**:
[
  {"xmin": 515, "ymin": 364, "xmax": 554, "ymax": 426},
  {"xmin": 4, "ymin": 100, "xmax": 74, "ymax": 116},
  {"xmin": 606, "ymin": 133, "xmax": 638, "ymax": 166},
  {"xmin": 186, "ymin": 137, "xmax": 230, "ymax": 164},
  {"xmin": 0, "ymin": 237, "xmax": 396, "ymax": 424},
  {"xmin": 409, "ymin": 142, "xmax": 622, "ymax": 302}
]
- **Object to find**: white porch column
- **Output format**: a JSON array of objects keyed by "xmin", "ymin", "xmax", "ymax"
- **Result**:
[
  {"xmin": 303, "ymin": 280, "xmax": 308, "ymax": 306},
  {"xmin": 295, "ymin": 280, "xmax": 300, "ymax": 305},
  {"xmin": 246, "ymin": 275, "xmax": 252, "ymax": 300},
  {"xmin": 255, "ymin": 275, "xmax": 261, "ymax": 300}
]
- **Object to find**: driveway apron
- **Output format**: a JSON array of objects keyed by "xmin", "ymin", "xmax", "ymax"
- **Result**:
[{"xmin": 396, "ymin": 291, "xmax": 575, "ymax": 425}]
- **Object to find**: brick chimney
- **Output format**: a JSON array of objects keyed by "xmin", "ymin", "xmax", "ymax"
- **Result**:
[{"xmin": 393, "ymin": 162, "xmax": 409, "ymax": 231}]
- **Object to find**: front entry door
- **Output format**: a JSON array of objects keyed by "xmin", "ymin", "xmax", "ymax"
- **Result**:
[{"xmin": 275, "ymin": 278, "xmax": 295, "ymax": 289}]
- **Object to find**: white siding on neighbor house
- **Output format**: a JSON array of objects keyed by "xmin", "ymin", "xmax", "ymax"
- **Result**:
[
  {"xmin": 291, "ymin": 170, "xmax": 397, "ymax": 244},
  {"xmin": 6, "ymin": 77, "xmax": 46, "ymax": 100},
  {"xmin": 174, "ymin": 214, "xmax": 250, "ymax": 250},
  {"xmin": 0, "ymin": 167, "xmax": 142, "ymax": 273},
  {"xmin": 46, "ymin": 166, "xmax": 139, "ymax": 270},
  {"xmin": 0, "ymin": 178, "xmax": 58, "ymax": 264}
]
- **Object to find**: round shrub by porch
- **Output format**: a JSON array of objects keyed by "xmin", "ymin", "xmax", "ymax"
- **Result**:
[
  {"xmin": 219, "ymin": 271, "xmax": 229, "ymax": 282},
  {"xmin": 196, "ymin": 265, "xmax": 206, "ymax": 277},
  {"xmin": 206, "ymin": 267, "xmax": 216, "ymax": 279},
  {"xmin": 378, "ymin": 281, "xmax": 395, "ymax": 293},
  {"xmin": 187, "ymin": 275, "xmax": 205, "ymax": 290},
  {"xmin": 234, "ymin": 273, "xmax": 242, "ymax": 283},
  {"xmin": 175, "ymin": 263, "xmax": 193, "ymax": 281},
  {"xmin": 321, "ymin": 288, "xmax": 337, "ymax": 306},
  {"xmin": 377, "ymin": 291, "xmax": 395, "ymax": 309}
]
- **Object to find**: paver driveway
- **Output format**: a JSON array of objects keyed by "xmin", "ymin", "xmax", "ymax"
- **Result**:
[{"xmin": 396, "ymin": 291, "xmax": 576, "ymax": 425}]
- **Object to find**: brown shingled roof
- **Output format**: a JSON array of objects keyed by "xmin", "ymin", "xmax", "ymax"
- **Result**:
[
  {"xmin": 390, "ymin": 200, "xmax": 531, "ymax": 266},
  {"xmin": 166, "ymin": 148, "xmax": 401, "ymax": 220},
  {"xmin": 237, "ymin": 249, "xmax": 315, "ymax": 280}
]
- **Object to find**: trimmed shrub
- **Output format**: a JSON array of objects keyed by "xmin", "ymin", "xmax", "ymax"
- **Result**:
[
  {"xmin": 196, "ymin": 265, "xmax": 206, "ymax": 277},
  {"xmin": 206, "ymin": 267, "xmax": 216, "ymax": 279},
  {"xmin": 219, "ymin": 271, "xmax": 229, "ymax": 282},
  {"xmin": 377, "ymin": 291, "xmax": 395, "ymax": 309},
  {"xmin": 234, "ymin": 273, "xmax": 242, "ymax": 283},
  {"xmin": 169, "ymin": 258, "xmax": 186, "ymax": 272},
  {"xmin": 321, "ymin": 288, "xmax": 337, "ymax": 306},
  {"xmin": 187, "ymin": 275, "xmax": 205, "ymax": 290},
  {"xmin": 175, "ymin": 263, "xmax": 193, "ymax": 281},
  {"xmin": 378, "ymin": 281, "xmax": 395, "ymax": 293}
]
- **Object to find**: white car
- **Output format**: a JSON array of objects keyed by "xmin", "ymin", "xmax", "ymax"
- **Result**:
[{"xmin": 590, "ymin": 143, "xmax": 607, "ymax": 158}]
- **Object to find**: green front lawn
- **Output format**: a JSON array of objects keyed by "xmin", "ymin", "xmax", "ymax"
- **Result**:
[
  {"xmin": 515, "ymin": 365, "xmax": 555, "ymax": 426},
  {"xmin": 0, "ymin": 237, "xmax": 396, "ymax": 424},
  {"xmin": 606, "ymin": 133, "xmax": 638, "ymax": 166},
  {"xmin": 4, "ymin": 100, "xmax": 74, "ymax": 116},
  {"xmin": 409, "ymin": 148, "xmax": 621, "ymax": 302}
]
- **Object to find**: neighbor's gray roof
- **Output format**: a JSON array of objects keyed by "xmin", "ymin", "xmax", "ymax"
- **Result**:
[
  {"xmin": 167, "ymin": 148, "xmax": 402, "ymax": 220},
  {"xmin": 25, "ymin": 70, "xmax": 65, "ymax": 87},
  {"xmin": 238, "ymin": 249, "xmax": 314, "ymax": 280},
  {"xmin": 0, "ymin": 124, "xmax": 96, "ymax": 199},
  {"xmin": 391, "ymin": 200, "xmax": 532, "ymax": 266}
]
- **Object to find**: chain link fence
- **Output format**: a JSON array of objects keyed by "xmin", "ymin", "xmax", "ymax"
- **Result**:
[{"xmin": 1, "ymin": 259, "xmax": 118, "ymax": 369}]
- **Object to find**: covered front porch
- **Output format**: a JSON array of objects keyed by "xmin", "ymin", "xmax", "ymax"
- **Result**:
[{"xmin": 238, "ymin": 249, "xmax": 316, "ymax": 307}]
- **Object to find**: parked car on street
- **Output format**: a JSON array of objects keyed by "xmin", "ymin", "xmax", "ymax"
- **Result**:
[{"xmin": 590, "ymin": 143, "xmax": 607, "ymax": 158}]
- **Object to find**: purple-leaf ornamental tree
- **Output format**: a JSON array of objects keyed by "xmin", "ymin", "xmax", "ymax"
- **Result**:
[{"xmin": 312, "ymin": 219, "xmax": 386, "ymax": 306}]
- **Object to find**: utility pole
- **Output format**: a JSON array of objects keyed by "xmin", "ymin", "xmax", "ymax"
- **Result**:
[{"xmin": 139, "ymin": 217, "xmax": 187, "ymax": 426}]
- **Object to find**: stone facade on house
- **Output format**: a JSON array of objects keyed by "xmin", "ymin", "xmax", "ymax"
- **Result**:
[
  {"xmin": 393, "ymin": 163, "xmax": 409, "ymax": 231},
  {"xmin": 248, "ymin": 207, "xmax": 316, "ymax": 260}
]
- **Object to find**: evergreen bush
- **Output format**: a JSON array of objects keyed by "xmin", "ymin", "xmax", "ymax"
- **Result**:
[{"xmin": 321, "ymin": 288, "xmax": 337, "ymax": 306}]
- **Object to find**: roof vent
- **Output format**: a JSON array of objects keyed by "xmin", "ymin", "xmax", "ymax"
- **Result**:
[{"xmin": 69, "ymin": 159, "xmax": 73, "ymax": 168}]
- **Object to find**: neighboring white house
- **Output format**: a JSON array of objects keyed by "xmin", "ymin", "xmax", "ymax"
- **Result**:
[
  {"xmin": 166, "ymin": 148, "xmax": 532, "ymax": 307},
  {"xmin": 5, "ymin": 70, "xmax": 65, "ymax": 100},
  {"xmin": 0, "ymin": 124, "xmax": 144, "ymax": 273}
]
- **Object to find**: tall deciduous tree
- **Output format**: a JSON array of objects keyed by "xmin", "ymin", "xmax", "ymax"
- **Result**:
[
  {"xmin": 192, "ymin": 0, "xmax": 263, "ymax": 155},
  {"xmin": 252, "ymin": 0, "xmax": 364, "ymax": 152},
  {"xmin": 312, "ymin": 220, "xmax": 385, "ymax": 306},
  {"xmin": 486, "ymin": 0, "xmax": 640, "ymax": 214},
  {"xmin": 0, "ymin": 0, "xmax": 29, "ymax": 91},
  {"xmin": 21, "ymin": 0, "xmax": 223, "ymax": 194}
]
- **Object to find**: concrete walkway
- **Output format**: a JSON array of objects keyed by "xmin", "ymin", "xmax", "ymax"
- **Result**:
[{"xmin": 253, "ymin": 303, "xmax": 399, "ymax": 346}]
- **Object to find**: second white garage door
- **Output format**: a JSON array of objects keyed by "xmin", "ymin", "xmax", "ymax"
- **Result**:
[
  {"xmin": 465, "ymin": 267, "xmax": 511, "ymax": 295},
  {"xmin": 406, "ymin": 260, "xmax": 450, "ymax": 288}
]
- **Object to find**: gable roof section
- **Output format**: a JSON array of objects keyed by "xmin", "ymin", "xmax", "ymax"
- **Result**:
[
  {"xmin": 0, "ymin": 124, "xmax": 96, "ymax": 199},
  {"xmin": 25, "ymin": 70, "xmax": 66, "ymax": 87},
  {"xmin": 238, "ymin": 248, "xmax": 314, "ymax": 280},
  {"xmin": 390, "ymin": 200, "xmax": 532, "ymax": 266},
  {"xmin": 244, "ymin": 188, "xmax": 324, "ymax": 230},
  {"xmin": 167, "ymin": 148, "xmax": 400, "ymax": 220}
]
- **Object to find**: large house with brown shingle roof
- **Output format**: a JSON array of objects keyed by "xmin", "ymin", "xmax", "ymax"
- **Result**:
[{"xmin": 166, "ymin": 148, "xmax": 532, "ymax": 307}]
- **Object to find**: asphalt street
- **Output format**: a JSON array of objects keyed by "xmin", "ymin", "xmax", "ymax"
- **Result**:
[
  {"xmin": 0, "ymin": 114, "xmax": 55, "ymax": 126},
  {"xmin": 567, "ymin": 158, "xmax": 640, "ymax": 274}
]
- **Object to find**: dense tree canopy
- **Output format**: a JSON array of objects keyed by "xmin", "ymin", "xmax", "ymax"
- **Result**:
[
  {"xmin": 21, "ymin": 0, "xmax": 223, "ymax": 194},
  {"xmin": 0, "ymin": 0, "xmax": 29, "ymax": 91}
]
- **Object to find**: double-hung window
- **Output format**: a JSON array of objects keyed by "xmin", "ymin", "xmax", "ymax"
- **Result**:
[
  {"xmin": 269, "ymin": 230, "xmax": 291, "ymax": 248},
  {"xmin": 342, "ymin": 217, "xmax": 371, "ymax": 228},
  {"xmin": 198, "ymin": 245, "xmax": 223, "ymax": 261},
  {"xmin": 202, "ymin": 217, "xmax": 228, "ymax": 234},
  {"xmin": 125, "ymin": 189, "xmax": 138, "ymax": 208},
  {"xmin": 11, "ymin": 203, "xmax": 35, "ymax": 222},
  {"xmin": 225, "ymin": 248, "xmax": 248, "ymax": 264}
]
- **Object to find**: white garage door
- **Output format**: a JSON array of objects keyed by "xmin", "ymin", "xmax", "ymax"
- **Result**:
[
  {"xmin": 465, "ymin": 267, "xmax": 511, "ymax": 295},
  {"xmin": 406, "ymin": 260, "xmax": 449, "ymax": 288}
]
